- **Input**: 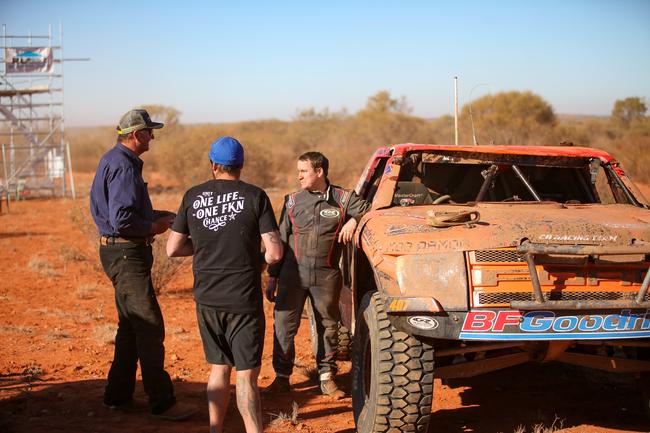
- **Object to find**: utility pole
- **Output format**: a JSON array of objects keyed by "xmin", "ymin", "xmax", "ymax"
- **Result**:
[{"xmin": 454, "ymin": 76, "xmax": 459, "ymax": 146}]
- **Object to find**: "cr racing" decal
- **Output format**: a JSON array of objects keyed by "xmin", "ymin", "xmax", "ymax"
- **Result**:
[{"xmin": 459, "ymin": 309, "xmax": 650, "ymax": 340}]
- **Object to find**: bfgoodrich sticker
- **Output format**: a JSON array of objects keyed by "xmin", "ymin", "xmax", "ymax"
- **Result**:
[{"xmin": 459, "ymin": 309, "xmax": 650, "ymax": 340}]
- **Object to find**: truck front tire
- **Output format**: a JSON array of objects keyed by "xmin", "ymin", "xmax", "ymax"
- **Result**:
[{"xmin": 352, "ymin": 291, "xmax": 434, "ymax": 432}]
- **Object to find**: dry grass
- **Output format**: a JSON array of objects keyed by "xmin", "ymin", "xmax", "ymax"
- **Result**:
[
  {"xmin": 93, "ymin": 324, "xmax": 117, "ymax": 345},
  {"xmin": 168, "ymin": 325, "xmax": 191, "ymax": 342},
  {"xmin": 44, "ymin": 327, "xmax": 71, "ymax": 340},
  {"xmin": 32, "ymin": 307, "xmax": 74, "ymax": 319},
  {"xmin": 89, "ymin": 305, "xmax": 105, "ymax": 321},
  {"xmin": 75, "ymin": 284, "xmax": 98, "ymax": 300},
  {"xmin": 59, "ymin": 244, "xmax": 87, "ymax": 263},
  {"xmin": 512, "ymin": 416, "xmax": 564, "ymax": 433},
  {"xmin": 269, "ymin": 401, "xmax": 301, "ymax": 428},
  {"xmin": 297, "ymin": 364, "xmax": 319, "ymax": 384},
  {"xmin": 168, "ymin": 325, "xmax": 187, "ymax": 335},
  {"xmin": 150, "ymin": 234, "xmax": 187, "ymax": 294},
  {"xmin": 0, "ymin": 325, "xmax": 33, "ymax": 334},
  {"xmin": 28, "ymin": 256, "xmax": 58, "ymax": 278},
  {"xmin": 22, "ymin": 365, "xmax": 44, "ymax": 381}
]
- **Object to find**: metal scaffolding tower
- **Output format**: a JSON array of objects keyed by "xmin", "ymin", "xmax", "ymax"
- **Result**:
[{"xmin": 1, "ymin": 24, "xmax": 68, "ymax": 199}]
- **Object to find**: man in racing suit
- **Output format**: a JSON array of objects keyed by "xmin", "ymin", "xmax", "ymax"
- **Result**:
[{"xmin": 264, "ymin": 151, "xmax": 369, "ymax": 398}]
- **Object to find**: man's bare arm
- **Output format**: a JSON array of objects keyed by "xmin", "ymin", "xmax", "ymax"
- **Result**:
[
  {"xmin": 261, "ymin": 230, "xmax": 283, "ymax": 264},
  {"xmin": 166, "ymin": 230, "xmax": 194, "ymax": 257}
]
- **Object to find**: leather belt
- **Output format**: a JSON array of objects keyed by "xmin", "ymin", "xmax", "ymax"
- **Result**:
[{"xmin": 100, "ymin": 236, "xmax": 154, "ymax": 246}]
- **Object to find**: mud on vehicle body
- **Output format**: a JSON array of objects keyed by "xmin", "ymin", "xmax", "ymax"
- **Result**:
[{"xmin": 340, "ymin": 144, "xmax": 650, "ymax": 433}]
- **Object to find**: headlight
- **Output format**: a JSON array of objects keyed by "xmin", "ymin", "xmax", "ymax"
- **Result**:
[{"xmin": 395, "ymin": 252, "xmax": 469, "ymax": 310}]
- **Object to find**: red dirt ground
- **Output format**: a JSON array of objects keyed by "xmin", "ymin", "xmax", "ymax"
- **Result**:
[{"xmin": 0, "ymin": 175, "xmax": 648, "ymax": 433}]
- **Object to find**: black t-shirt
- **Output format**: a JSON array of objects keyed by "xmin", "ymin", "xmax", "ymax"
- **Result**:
[{"xmin": 172, "ymin": 179, "xmax": 278, "ymax": 313}]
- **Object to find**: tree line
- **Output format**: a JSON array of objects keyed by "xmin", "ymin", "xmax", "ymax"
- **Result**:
[{"xmin": 68, "ymin": 92, "xmax": 649, "ymax": 189}]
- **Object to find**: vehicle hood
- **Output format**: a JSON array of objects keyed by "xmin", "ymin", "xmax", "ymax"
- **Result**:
[{"xmin": 358, "ymin": 203, "xmax": 650, "ymax": 256}]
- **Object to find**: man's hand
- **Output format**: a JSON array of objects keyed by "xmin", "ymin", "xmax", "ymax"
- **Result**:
[
  {"xmin": 151, "ymin": 215, "xmax": 174, "ymax": 235},
  {"xmin": 265, "ymin": 276, "xmax": 278, "ymax": 302},
  {"xmin": 338, "ymin": 218, "xmax": 358, "ymax": 244}
]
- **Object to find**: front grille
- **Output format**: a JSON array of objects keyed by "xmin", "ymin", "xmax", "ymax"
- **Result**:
[
  {"xmin": 474, "ymin": 250, "xmax": 526, "ymax": 263},
  {"xmin": 470, "ymin": 248, "xmax": 649, "ymax": 307},
  {"xmin": 477, "ymin": 291, "xmax": 647, "ymax": 305}
]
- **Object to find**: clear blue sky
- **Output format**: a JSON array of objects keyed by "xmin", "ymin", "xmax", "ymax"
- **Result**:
[{"xmin": 3, "ymin": 0, "xmax": 649, "ymax": 127}]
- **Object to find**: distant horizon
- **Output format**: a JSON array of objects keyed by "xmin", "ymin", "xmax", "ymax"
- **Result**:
[{"xmin": 64, "ymin": 108, "xmax": 613, "ymax": 130}]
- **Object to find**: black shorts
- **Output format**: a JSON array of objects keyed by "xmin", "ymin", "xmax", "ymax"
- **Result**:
[{"xmin": 195, "ymin": 303, "xmax": 265, "ymax": 370}]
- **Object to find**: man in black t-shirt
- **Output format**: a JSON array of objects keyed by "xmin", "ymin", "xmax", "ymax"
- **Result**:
[{"xmin": 166, "ymin": 136, "xmax": 282, "ymax": 433}]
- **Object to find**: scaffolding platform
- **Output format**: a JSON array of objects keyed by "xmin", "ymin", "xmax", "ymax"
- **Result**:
[
  {"xmin": 0, "ymin": 86, "xmax": 51, "ymax": 97},
  {"xmin": 0, "ymin": 24, "xmax": 68, "ymax": 198}
]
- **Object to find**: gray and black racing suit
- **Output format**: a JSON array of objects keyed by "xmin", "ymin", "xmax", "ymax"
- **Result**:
[{"xmin": 268, "ymin": 184, "xmax": 369, "ymax": 379}]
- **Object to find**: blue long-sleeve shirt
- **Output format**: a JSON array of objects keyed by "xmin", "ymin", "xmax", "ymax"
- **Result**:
[{"xmin": 90, "ymin": 143, "xmax": 154, "ymax": 238}]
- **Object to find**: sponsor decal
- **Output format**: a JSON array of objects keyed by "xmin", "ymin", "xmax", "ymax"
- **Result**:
[
  {"xmin": 5, "ymin": 47, "xmax": 53, "ymax": 74},
  {"xmin": 538, "ymin": 234, "xmax": 618, "ymax": 242},
  {"xmin": 320, "ymin": 208, "xmax": 341, "ymax": 218},
  {"xmin": 459, "ymin": 309, "xmax": 650, "ymax": 340},
  {"xmin": 387, "ymin": 238, "xmax": 467, "ymax": 253},
  {"xmin": 408, "ymin": 316, "xmax": 439, "ymax": 330},
  {"xmin": 192, "ymin": 190, "xmax": 245, "ymax": 232}
]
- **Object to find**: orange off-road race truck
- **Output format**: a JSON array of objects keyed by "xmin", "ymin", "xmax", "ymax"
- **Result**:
[{"xmin": 340, "ymin": 144, "xmax": 650, "ymax": 433}]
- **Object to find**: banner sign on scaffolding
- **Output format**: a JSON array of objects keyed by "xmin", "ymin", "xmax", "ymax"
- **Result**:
[{"xmin": 4, "ymin": 47, "xmax": 53, "ymax": 74}]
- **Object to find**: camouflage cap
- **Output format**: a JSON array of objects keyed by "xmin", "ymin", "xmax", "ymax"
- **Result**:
[{"xmin": 116, "ymin": 109, "xmax": 164, "ymax": 134}]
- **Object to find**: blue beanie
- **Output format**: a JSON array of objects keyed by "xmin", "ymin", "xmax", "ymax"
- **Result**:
[{"xmin": 208, "ymin": 136, "xmax": 244, "ymax": 166}]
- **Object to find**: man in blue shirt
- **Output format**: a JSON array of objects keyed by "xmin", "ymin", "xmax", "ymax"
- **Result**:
[{"xmin": 90, "ymin": 108, "xmax": 195, "ymax": 421}]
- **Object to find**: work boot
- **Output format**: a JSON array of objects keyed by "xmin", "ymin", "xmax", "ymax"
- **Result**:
[
  {"xmin": 320, "ymin": 378, "xmax": 345, "ymax": 399},
  {"xmin": 262, "ymin": 376, "xmax": 290, "ymax": 394},
  {"xmin": 151, "ymin": 401, "xmax": 197, "ymax": 421}
]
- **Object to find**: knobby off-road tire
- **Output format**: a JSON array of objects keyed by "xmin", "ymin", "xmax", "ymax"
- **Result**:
[
  {"xmin": 305, "ymin": 297, "xmax": 352, "ymax": 361},
  {"xmin": 352, "ymin": 292, "xmax": 434, "ymax": 433}
]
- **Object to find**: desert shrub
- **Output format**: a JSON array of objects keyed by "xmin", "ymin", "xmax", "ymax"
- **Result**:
[
  {"xmin": 612, "ymin": 96, "xmax": 647, "ymax": 126},
  {"xmin": 150, "ymin": 232, "xmax": 187, "ymax": 294},
  {"xmin": 28, "ymin": 257, "xmax": 57, "ymax": 278},
  {"xmin": 460, "ymin": 91, "xmax": 556, "ymax": 145},
  {"xmin": 269, "ymin": 401, "xmax": 301, "ymax": 428}
]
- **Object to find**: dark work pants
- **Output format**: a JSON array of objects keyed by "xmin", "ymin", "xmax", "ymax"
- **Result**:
[
  {"xmin": 99, "ymin": 242, "xmax": 175, "ymax": 414},
  {"xmin": 272, "ymin": 271, "xmax": 341, "ymax": 379}
]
